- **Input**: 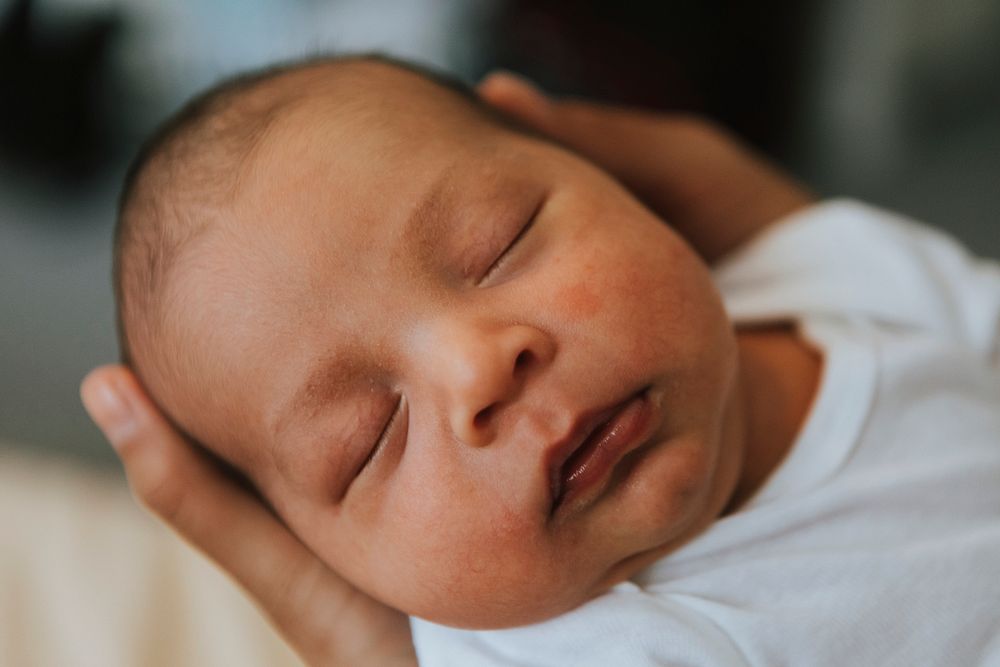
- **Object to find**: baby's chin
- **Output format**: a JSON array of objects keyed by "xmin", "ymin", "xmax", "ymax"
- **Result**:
[
  {"xmin": 394, "ymin": 513, "xmax": 713, "ymax": 629},
  {"xmin": 407, "ymin": 584, "xmax": 595, "ymax": 631},
  {"xmin": 384, "ymin": 551, "xmax": 649, "ymax": 630},
  {"xmin": 371, "ymin": 492, "xmax": 718, "ymax": 629}
]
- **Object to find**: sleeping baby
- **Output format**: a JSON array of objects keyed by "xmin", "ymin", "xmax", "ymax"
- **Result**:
[{"xmin": 98, "ymin": 55, "xmax": 1000, "ymax": 665}]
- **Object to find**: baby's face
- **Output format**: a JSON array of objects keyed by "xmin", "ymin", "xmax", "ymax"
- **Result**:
[{"xmin": 165, "ymin": 68, "xmax": 744, "ymax": 628}]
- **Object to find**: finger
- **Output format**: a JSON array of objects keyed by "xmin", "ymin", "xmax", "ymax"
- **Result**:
[
  {"xmin": 80, "ymin": 366, "xmax": 351, "ymax": 644},
  {"xmin": 477, "ymin": 70, "xmax": 556, "ymax": 131},
  {"xmin": 478, "ymin": 71, "xmax": 705, "ymax": 182},
  {"xmin": 478, "ymin": 70, "xmax": 666, "ymax": 147}
]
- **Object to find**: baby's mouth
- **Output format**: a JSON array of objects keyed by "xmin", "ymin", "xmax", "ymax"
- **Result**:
[{"xmin": 548, "ymin": 388, "xmax": 654, "ymax": 515}]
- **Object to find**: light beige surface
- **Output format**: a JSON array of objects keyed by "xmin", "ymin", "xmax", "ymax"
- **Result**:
[{"xmin": 0, "ymin": 445, "xmax": 303, "ymax": 667}]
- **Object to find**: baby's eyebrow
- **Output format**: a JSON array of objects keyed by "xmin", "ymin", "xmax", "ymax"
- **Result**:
[
  {"xmin": 267, "ymin": 356, "xmax": 368, "ymax": 444},
  {"xmin": 398, "ymin": 159, "xmax": 535, "ymax": 275},
  {"xmin": 399, "ymin": 163, "xmax": 461, "ymax": 265}
]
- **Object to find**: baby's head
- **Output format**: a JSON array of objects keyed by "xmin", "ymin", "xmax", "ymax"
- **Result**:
[{"xmin": 115, "ymin": 55, "xmax": 745, "ymax": 628}]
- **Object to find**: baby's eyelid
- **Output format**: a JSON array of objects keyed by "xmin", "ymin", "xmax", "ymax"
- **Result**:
[
  {"xmin": 357, "ymin": 395, "xmax": 405, "ymax": 476},
  {"xmin": 477, "ymin": 197, "xmax": 545, "ymax": 285}
]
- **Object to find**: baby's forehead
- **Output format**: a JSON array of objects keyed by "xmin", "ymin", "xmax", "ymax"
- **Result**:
[
  {"xmin": 211, "ymin": 72, "xmax": 501, "ymax": 251},
  {"xmin": 229, "ymin": 82, "xmax": 522, "ymax": 253},
  {"xmin": 219, "ymin": 134, "xmax": 534, "ymax": 300}
]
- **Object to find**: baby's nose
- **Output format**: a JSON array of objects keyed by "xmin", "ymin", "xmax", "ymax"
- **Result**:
[{"xmin": 420, "ymin": 318, "xmax": 555, "ymax": 447}]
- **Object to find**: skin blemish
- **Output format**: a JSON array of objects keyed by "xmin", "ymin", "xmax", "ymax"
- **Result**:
[{"xmin": 556, "ymin": 280, "xmax": 602, "ymax": 319}]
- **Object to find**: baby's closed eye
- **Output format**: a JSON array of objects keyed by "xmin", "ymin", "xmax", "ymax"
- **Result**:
[
  {"xmin": 476, "ymin": 194, "xmax": 547, "ymax": 285},
  {"xmin": 350, "ymin": 394, "xmax": 406, "ymax": 486}
]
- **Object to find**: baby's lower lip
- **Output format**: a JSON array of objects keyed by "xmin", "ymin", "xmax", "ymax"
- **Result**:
[{"xmin": 552, "ymin": 391, "xmax": 654, "ymax": 515}]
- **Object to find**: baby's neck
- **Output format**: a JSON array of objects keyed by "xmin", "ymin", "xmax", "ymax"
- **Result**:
[{"xmin": 725, "ymin": 323, "xmax": 823, "ymax": 514}]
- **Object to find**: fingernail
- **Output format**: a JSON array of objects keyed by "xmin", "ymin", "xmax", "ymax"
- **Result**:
[{"xmin": 84, "ymin": 379, "xmax": 136, "ymax": 448}]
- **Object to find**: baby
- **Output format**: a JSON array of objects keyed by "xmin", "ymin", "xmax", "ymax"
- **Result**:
[{"xmin": 103, "ymin": 54, "xmax": 1000, "ymax": 665}]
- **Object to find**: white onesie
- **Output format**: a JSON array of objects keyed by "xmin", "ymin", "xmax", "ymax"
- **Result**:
[{"xmin": 410, "ymin": 200, "xmax": 1000, "ymax": 666}]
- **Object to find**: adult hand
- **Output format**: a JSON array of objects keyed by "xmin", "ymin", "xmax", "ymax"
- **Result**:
[
  {"xmin": 478, "ymin": 72, "xmax": 815, "ymax": 262},
  {"xmin": 80, "ymin": 366, "xmax": 417, "ymax": 667}
]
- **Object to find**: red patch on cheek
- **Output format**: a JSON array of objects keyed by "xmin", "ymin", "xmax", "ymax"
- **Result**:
[{"xmin": 556, "ymin": 281, "xmax": 602, "ymax": 319}]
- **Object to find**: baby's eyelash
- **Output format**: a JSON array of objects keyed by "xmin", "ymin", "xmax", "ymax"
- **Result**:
[
  {"xmin": 357, "ymin": 396, "xmax": 404, "ymax": 475},
  {"xmin": 479, "ymin": 204, "xmax": 541, "ymax": 284}
]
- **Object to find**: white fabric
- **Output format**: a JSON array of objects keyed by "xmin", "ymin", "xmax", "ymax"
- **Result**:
[{"xmin": 410, "ymin": 200, "xmax": 1000, "ymax": 666}]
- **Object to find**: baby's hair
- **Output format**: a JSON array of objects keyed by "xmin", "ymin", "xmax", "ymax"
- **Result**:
[{"xmin": 113, "ymin": 53, "xmax": 519, "ymax": 378}]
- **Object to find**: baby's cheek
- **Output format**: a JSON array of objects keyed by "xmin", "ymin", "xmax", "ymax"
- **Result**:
[
  {"xmin": 549, "ymin": 251, "xmax": 645, "ymax": 319},
  {"xmin": 386, "ymin": 493, "xmax": 555, "ymax": 626},
  {"xmin": 555, "ymin": 280, "xmax": 602, "ymax": 320}
]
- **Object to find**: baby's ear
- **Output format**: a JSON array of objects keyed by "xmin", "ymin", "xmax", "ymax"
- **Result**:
[{"xmin": 477, "ymin": 71, "xmax": 555, "ymax": 130}]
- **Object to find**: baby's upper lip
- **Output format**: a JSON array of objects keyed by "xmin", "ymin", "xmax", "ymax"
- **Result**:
[{"xmin": 544, "ymin": 394, "xmax": 637, "ymax": 509}]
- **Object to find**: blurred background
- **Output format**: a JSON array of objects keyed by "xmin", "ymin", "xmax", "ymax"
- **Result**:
[{"xmin": 2, "ymin": 0, "xmax": 999, "ymax": 469}]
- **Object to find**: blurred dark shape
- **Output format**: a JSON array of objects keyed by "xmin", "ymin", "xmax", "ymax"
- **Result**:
[
  {"xmin": 484, "ymin": 0, "xmax": 811, "ymax": 159},
  {"xmin": 0, "ymin": 0, "xmax": 122, "ymax": 191}
]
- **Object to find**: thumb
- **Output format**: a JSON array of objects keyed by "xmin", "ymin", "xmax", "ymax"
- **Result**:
[{"xmin": 80, "ymin": 365, "xmax": 141, "ymax": 451}]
